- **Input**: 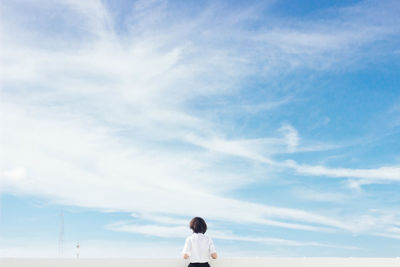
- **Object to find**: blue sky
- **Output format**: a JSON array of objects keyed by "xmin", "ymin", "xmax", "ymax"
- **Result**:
[{"xmin": 1, "ymin": 0, "xmax": 400, "ymax": 258}]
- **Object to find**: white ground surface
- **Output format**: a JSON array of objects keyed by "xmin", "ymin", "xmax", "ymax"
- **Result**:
[{"xmin": 1, "ymin": 258, "xmax": 400, "ymax": 267}]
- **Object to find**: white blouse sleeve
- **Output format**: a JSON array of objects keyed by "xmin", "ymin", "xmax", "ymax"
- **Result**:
[
  {"xmin": 182, "ymin": 237, "xmax": 192, "ymax": 255},
  {"xmin": 209, "ymin": 237, "xmax": 216, "ymax": 254}
]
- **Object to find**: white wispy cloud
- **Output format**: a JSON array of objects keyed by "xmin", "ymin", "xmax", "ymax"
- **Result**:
[
  {"xmin": 278, "ymin": 123, "xmax": 300, "ymax": 153},
  {"xmin": 285, "ymin": 160, "xmax": 400, "ymax": 181},
  {"xmin": 291, "ymin": 187, "xmax": 351, "ymax": 203},
  {"xmin": 0, "ymin": 236, "xmax": 183, "ymax": 258},
  {"xmin": 106, "ymin": 221, "xmax": 359, "ymax": 250}
]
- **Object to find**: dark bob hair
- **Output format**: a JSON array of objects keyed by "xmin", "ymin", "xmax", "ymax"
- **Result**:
[{"xmin": 190, "ymin": 217, "xmax": 207, "ymax": 234}]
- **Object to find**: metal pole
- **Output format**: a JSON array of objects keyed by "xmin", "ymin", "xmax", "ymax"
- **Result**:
[
  {"xmin": 76, "ymin": 242, "xmax": 80, "ymax": 259},
  {"xmin": 58, "ymin": 210, "xmax": 64, "ymax": 257}
]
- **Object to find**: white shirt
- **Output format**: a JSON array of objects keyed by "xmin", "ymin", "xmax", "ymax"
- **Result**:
[{"xmin": 182, "ymin": 233, "xmax": 216, "ymax": 263}]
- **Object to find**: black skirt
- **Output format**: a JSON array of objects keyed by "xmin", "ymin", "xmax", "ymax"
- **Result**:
[{"xmin": 188, "ymin": 263, "xmax": 210, "ymax": 267}]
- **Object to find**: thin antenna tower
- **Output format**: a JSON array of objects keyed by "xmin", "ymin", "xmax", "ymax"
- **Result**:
[
  {"xmin": 58, "ymin": 210, "xmax": 64, "ymax": 257},
  {"xmin": 76, "ymin": 242, "xmax": 80, "ymax": 259}
]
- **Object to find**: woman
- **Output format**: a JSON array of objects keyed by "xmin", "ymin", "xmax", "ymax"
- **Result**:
[{"xmin": 182, "ymin": 217, "xmax": 218, "ymax": 267}]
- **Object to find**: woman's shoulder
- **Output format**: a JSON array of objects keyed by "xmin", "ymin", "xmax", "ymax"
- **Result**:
[
  {"xmin": 188, "ymin": 233, "xmax": 213, "ymax": 240},
  {"xmin": 185, "ymin": 234, "xmax": 195, "ymax": 240},
  {"xmin": 199, "ymin": 233, "xmax": 213, "ymax": 241}
]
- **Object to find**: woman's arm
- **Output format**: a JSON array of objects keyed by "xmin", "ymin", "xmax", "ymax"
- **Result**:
[
  {"xmin": 209, "ymin": 237, "xmax": 217, "ymax": 259},
  {"xmin": 182, "ymin": 237, "xmax": 191, "ymax": 259}
]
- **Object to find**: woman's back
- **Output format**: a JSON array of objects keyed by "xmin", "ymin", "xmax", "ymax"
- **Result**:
[
  {"xmin": 184, "ymin": 233, "xmax": 216, "ymax": 263},
  {"xmin": 182, "ymin": 217, "xmax": 217, "ymax": 266}
]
